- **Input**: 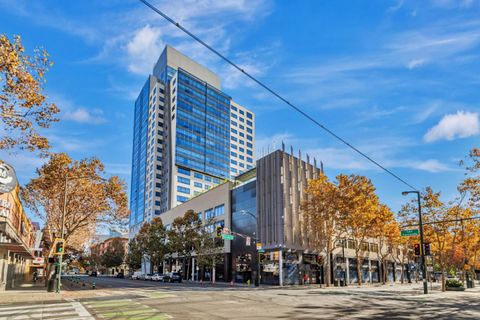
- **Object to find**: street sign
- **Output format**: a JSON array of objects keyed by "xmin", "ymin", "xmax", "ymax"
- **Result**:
[
  {"xmin": 222, "ymin": 234, "xmax": 234, "ymax": 240},
  {"xmin": 0, "ymin": 162, "xmax": 18, "ymax": 194},
  {"xmin": 427, "ymin": 266, "xmax": 433, "ymax": 272},
  {"xmin": 258, "ymin": 249, "xmax": 265, "ymax": 253},
  {"xmin": 401, "ymin": 229, "xmax": 419, "ymax": 237},
  {"xmin": 256, "ymin": 243, "xmax": 262, "ymax": 250}
]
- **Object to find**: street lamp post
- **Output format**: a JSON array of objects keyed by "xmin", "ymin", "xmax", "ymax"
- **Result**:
[
  {"xmin": 56, "ymin": 175, "xmax": 106, "ymax": 293},
  {"xmin": 402, "ymin": 190, "xmax": 428, "ymax": 294},
  {"xmin": 239, "ymin": 210, "xmax": 260, "ymax": 287}
]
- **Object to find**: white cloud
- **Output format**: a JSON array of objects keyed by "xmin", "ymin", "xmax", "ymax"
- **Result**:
[
  {"xmin": 63, "ymin": 108, "xmax": 107, "ymax": 124},
  {"xmin": 53, "ymin": 94, "xmax": 107, "ymax": 125},
  {"xmin": 412, "ymin": 102, "xmax": 439, "ymax": 123},
  {"xmin": 424, "ymin": 110, "xmax": 479, "ymax": 142},
  {"xmin": 126, "ymin": 25, "xmax": 164, "ymax": 75},
  {"xmin": 414, "ymin": 159, "xmax": 453, "ymax": 172},
  {"xmin": 407, "ymin": 59, "xmax": 425, "ymax": 69},
  {"xmin": 387, "ymin": 0, "xmax": 405, "ymax": 12}
]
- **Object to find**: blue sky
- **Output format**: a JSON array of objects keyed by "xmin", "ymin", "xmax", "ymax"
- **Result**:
[{"xmin": 1, "ymin": 0, "xmax": 479, "ymax": 216}]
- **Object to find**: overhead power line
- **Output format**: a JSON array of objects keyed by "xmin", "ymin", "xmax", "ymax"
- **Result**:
[
  {"xmin": 139, "ymin": 0, "xmax": 418, "ymax": 191},
  {"xmin": 402, "ymin": 216, "xmax": 480, "ymax": 229}
]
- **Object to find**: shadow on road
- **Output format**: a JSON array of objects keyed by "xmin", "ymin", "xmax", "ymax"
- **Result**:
[{"xmin": 277, "ymin": 294, "xmax": 480, "ymax": 319}]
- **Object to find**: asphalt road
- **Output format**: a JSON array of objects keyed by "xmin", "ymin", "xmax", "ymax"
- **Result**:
[{"xmin": 3, "ymin": 277, "xmax": 480, "ymax": 319}]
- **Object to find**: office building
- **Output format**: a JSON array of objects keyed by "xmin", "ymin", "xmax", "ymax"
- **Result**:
[
  {"xmin": 152, "ymin": 148, "xmax": 410, "ymax": 286},
  {"xmin": 129, "ymin": 46, "xmax": 255, "ymax": 236}
]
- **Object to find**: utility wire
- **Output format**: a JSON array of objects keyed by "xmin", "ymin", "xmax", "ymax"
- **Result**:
[
  {"xmin": 402, "ymin": 216, "xmax": 480, "ymax": 228},
  {"xmin": 139, "ymin": 0, "xmax": 418, "ymax": 191}
]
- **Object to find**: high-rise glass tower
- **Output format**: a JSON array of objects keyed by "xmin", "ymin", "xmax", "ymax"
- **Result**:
[{"xmin": 129, "ymin": 46, "xmax": 255, "ymax": 236}]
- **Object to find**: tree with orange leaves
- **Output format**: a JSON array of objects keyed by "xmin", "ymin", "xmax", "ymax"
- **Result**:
[
  {"xmin": 302, "ymin": 173, "xmax": 341, "ymax": 287},
  {"xmin": 336, "ymin": 174, "xmax": 380, "ymax": 286},
  {"xmin": 21, "ymin": 153, "xmax": 129, "ymax": 251},
  {"xmin": 373, "ymin": 204, "xmax": 401, "ymax": 284},
  {"xmin": 400, "ymin": 187, "xmax": 452, "ymax": 291},
  {"xmin": 0, "ymin": 34, "xmax": 59, "ymax": 154}
]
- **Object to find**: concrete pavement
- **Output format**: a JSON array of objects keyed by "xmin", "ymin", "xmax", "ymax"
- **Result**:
[{"xmin": 1, "ymin": 278, "xmax": 480, "ymax": 319}]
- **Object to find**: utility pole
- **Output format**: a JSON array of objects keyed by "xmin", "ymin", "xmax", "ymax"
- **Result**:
[
  {"xmin": 56, "ymin": 175, "xmax": 68, "ymax": 293},
  {"xmin": 402, "ymin": 191, "xmax": 428, "ymax": 294}
]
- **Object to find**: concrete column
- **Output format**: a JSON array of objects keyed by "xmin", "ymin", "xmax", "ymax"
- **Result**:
[
  {"xmin": 346, "ymin": 257, "xmax": 350, "ymax": 284},
  {"xmin": 279, "ymin": 250, "xmax": 283, "ymax": 286},
  {"xmin": 191, "ymin": 258, "xmax": 195, "ymax": 281},
  {"xmin": 0, "ymin": 249, "xmax": 8, "ymax": 291},
  {"xmin": 368, "ymin": 260, "xmax": 372, "ymax": 284}
]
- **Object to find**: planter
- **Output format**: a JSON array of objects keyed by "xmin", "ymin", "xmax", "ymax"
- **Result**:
[{"xmin": 446, "ymin": 286, "xmax": 465, "ymax": 291}]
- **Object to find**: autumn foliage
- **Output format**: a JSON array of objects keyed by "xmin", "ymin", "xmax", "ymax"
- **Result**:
[
  {"xmin": 21, "ymin": 153, "xmax": 129, "ymax": 251},
  {"xmin": 0, "ymin": 34, "xmax": 59, "ymax": 154}
]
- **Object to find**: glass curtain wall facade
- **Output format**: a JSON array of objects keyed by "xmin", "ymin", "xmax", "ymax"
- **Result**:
[
  {"xmin": 130, "ymin": 78, "xmax": 149, "ymax": 227},
  {"xmin": 129, "ymin": 45, "xmax": 255, "ymax": 237},
  {"xmin": 231, "ymin": 180, "xmax": 257, "ymax": 284},
  {"xmin": 175, "ymin": 69, "xmax": 230, "ymax": 179}
]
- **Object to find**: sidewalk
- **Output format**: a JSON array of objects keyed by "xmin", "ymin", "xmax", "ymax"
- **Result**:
[{"xmin": 1, "ymin": 281, "xmax": 65, "ymax": 305}]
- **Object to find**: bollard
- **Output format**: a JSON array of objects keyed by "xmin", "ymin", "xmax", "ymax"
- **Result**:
[{"xmin": 92, "ymin": 282, "xmax": 96, "ymax": 290}]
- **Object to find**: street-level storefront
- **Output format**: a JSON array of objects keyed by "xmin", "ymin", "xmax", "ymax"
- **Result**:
[{"xmin": 0, "ymin": 187, "xmax": 36, "ymax": 291}]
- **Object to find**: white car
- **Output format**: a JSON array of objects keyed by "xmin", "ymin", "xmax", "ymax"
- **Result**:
[
  {"xmin": 152, "ymin": 273, "xmax": 166, "ymax": 281},
  {"xmin": 131, "ymin": 271, "xmax": 143, "ymax": 280},
  {"xmin": 144, "ymin": 273, "xmax": 154, "ymax": 280}
]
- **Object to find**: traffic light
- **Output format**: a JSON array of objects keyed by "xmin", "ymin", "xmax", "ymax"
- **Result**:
[
  {"xmin": 215, "ymin": 226, "xmax": 223, "ymax": 238},
  {"xmin": 414, "ymin": 243, "xmax": 420, "ymax": 256},
  {"xmin": 55, "ymin": 240, "xmax": 64, "ymax": 255},
  {"xmin": 424, "ymin": 243, "xmax": 431, "ymax": 256}
]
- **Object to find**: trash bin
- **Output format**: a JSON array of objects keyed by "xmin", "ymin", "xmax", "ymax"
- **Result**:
[
  {"xmin": 47, "ymin": 278, "xmax": 55, "ymax": 292},
  {"xmin": 467, "ymin": 280, "xmax": 474, "ymax": 288}
]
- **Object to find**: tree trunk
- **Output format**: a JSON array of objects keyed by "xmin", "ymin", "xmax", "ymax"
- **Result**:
[
  {"xmin": 212, "ymin": 258, "xmax": 216, "ymax": 284},
  {"xmin": 325, "ymin": 248, "xmax": 332, "ymax": 287},
  {"xmin": 400, "ymin": 260, "xmax": 404, "ymax": 284},
  {"xmin": 356, "ymin": 256, "xmax": 362, "ymax": 286},
  {"xmin": 382, "ymin": 260, "xmax": 386, "ymax": 284},
  {"xmin": 441, "ymin": 263, "xmax": 446, "ymax": 292}
]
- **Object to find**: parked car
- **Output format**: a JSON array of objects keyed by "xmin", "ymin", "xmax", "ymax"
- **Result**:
[
  {"xmin": 89, "ymin": 271, "xmax": 98, "ymax": 277},
  {"xmin": 115, "ymin": 272, "xmax": 124, "ymax": 278},
  {"xmin": 165, "ymin": 272, "xmax": 182, "ymax": 283},
  {"xmin": 144, "ymin": 273, "xmax": 154, "ymax": 281},
  {"xmin": 152, "ymin": 273, "xmax": 166, "ymax": 282},
  {"xmin": 138, "ymin": 273, "xmax": 146, "ymax": 280},
  {"xmin": 131, "ymin": 271, "xmax": 142, "ymax": 280}
]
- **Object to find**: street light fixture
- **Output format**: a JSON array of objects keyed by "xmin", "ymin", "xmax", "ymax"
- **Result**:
[
  {"xmin": 238, "ymin": 209, "xmax": 260, "ymax": 287},
  {"xmin": 402, "ymin": 190, "xmax": 428, "ymax": 294},
  {"xmin": 56, "ymin": 175, "xmax": 107, "ymax": 293}
]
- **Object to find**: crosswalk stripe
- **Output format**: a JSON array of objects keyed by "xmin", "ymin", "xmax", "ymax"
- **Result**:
[
  {"xmin": 0, "ymin": 301, "xmax": 94, "ymax": 320},
  {"xmin": 0, "ymin": 306, "xmax": 74, "ymax": 316},
  {"xmin": 0, "ymin": 304, "xmax": 68, "ymax": 312},
  {"xmin": 9, "ymin": 311, "xmax": 79, "ymax": 320}
]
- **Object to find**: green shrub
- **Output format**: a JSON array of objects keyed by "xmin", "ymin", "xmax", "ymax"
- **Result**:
[{"xmin": 446, "ymin": 279, "xmax": 463, "ymax": 288}]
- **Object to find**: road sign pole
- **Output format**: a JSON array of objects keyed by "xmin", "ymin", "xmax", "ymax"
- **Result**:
[
  {"xmin": 56, "ymin": 175, "xmax": 68, "ymax": 294},
  {"xmin": 417, "ymin": 192, "xmax": 428, "ymax": 294}
]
